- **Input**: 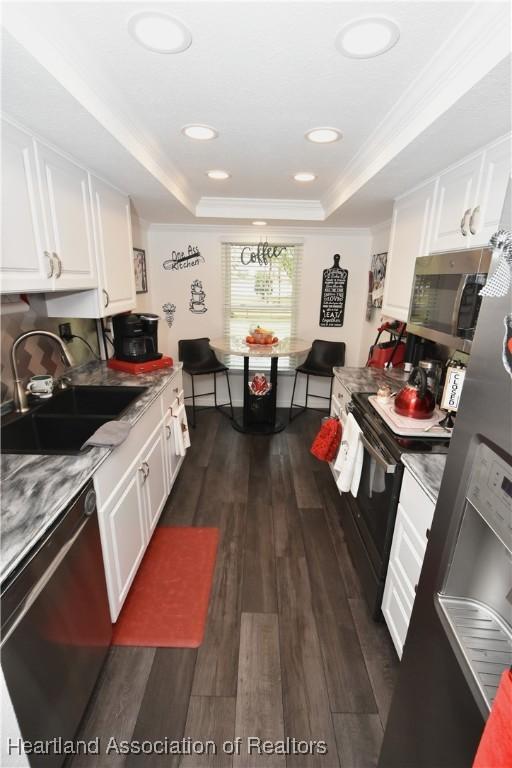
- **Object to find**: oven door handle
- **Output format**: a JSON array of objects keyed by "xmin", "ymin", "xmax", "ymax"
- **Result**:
[{"xmin": 360, "ymin": 434, "xmax": 396, "ymax": 474}]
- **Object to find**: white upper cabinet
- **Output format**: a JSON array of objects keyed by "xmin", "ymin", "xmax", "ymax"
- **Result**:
[
  {"xmin": 0, "ymin": 121, "xmax": 52, "ymax": 292},
  {"xmin": 36, "ymin": 143, "xmax": 97, "ymax": 289},
  {"xmin": 383, "ymin": 132, "xmax": 510, "ymax": 322},
  {"xmin": 44, "ymin": 173, "xmax": 136, "ymax": 318},
  {"xmin": 471, "ymin": 136, "xmax": 511, "ymax": 246},
  {"xmin": 430, "ymin": 154, "xmax": 482, "ymax": 253},
  {"xmin": 430, "ymin": 135, "xmax": 511, "ymax": 253},
  {"xmin": 90, "ymin": 174, "xmax": 136, "ymax": 316},
  {"xmin": 382, "ymin": 179, "xmax": 437, "ymax": 322}
]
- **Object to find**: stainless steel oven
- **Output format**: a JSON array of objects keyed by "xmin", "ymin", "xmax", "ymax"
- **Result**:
[
  {"xmin": 408, "ymin": 247, "xmax": 492, "ymax": 352},
  {"xmin": 340, "ymin": 393, "xmax": 449, "ymax": 620}
]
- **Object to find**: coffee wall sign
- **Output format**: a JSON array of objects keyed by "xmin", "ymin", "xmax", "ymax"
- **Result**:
[
  {"xmin": 240, "ymin": 241, "xmax": 287, "ymax": 266},
  {"xmin": 163, "ymin": 245, "xmax": 204, "ymax": 271},
  {"xmin": 319, "ymin": 254, "xmax": 348, "ymax": 327}
]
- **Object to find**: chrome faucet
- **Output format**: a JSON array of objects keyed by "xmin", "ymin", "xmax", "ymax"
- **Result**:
[{"xmin": 10, "ymin": 330, "xmax": 75, "ymax": 413}]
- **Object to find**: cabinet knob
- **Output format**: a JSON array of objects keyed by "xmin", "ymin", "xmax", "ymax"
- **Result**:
[
  {"xmin": 52, "ymin": 252, "xmax": 62, "ymax": 277},
  {"xmin": 103, "ymin": 289, "xmax": 109, "ymax": 308},
  {"xmin": 460, "ymin": 209, "xmax": 471, "ymax": 236},
  {"xmin": 138, "ymin": 464, "xmax": 147, "ymax": 481},
  {"xmin": 469, "ymin": 206, "xmax": 480, "ymax": 235},
  {"xmin": 44, "ymin": 251, "xmax": 54, "ymax": 278},
  {"xmin": 143, "ymin": 461, "xmax": 150, "ymax": 477},
  {"xmin": 165, "ymin": 425, "xmax": 172, "ymax": 439}
]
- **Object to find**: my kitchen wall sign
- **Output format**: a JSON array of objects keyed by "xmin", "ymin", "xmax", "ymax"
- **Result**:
[
  {"xmin": 319, "ymin": 254, "xmax": 348, "ymax": 327},
  {"xmin": 163, "ymin": 245, "xmax": 204, "ymax": 271}
]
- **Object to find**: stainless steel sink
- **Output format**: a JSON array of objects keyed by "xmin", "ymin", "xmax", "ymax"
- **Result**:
[{"xmin": 1, "ymin": 385, "xmax": 147, "ymax": 455}]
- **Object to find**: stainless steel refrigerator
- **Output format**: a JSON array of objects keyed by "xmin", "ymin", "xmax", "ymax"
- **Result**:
[{"xmin": 379, "ymin": 187, "xmax": 512, "ymax": 768}]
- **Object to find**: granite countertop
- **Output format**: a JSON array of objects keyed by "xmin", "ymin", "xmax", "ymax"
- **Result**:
[
  {"xmin": 402, "ymin": 453, "xmax": 447, "ymax": 504},
  {"xmin": 333, "ymin": 366, "xmax": 408, "ymax": 394},
  {"xmin": 332, "ymin": 367, "xmax": 447, "ymax": 503},
  {"xmin": 0, "ymin": 360, "xmax": 182, "ymax": 582}
]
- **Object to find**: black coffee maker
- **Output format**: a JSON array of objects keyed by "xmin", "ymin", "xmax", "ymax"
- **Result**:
[{"xmin": 112, "ymin": 313, "xmax": 162, "ymax": 363}]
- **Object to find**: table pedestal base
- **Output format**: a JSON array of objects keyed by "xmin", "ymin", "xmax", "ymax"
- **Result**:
[
  {"xmin": 232, "ymin": 356, "xmax": 284, "ymax": 435},
  {"xmin": 231, "ymin": 418, "xmax": 286, "ymax": 435}
]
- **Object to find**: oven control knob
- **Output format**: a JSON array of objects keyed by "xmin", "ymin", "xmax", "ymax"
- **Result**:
[
  {"xmin": 84, "ymin": 489, "xmax": 97, "ymax": 517},
  {"xmin": 346, "ymin": 401, "xmax": 354, "ymax": 413}
]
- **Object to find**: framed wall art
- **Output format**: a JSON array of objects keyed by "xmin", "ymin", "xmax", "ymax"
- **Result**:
[{"xmin": 133, "ymin": 248, "xmax": 148, "ymax": 294}]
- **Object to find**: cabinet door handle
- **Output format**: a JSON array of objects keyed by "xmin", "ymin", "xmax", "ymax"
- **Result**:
[
  {"xmin": 44, "ymin": 251, "xmax": 54, "ymax": 278},
  {"xmin": 165, "ymin": 425, "xmax": 172, "ymax": 439},
  {"xmin": 143, "ymin": 461, "xmax": 150, "ymax": 477},
  {"xmin": 469, "ymin": 205, "xmax": 480, "ymax": 235},
  {"xmin": 138, "ymin": 465, "xmax": 147, "ymax": 482},
  {"xmin": 460, "ymin": 208, "xmax": 471, "ymax": 236},
  {"xmin": 103, "ymin": 289, "xmax": 109, "ymax": 308},
  {"xmin": 52, "ymin": 252, "xmax": 62, "ymax": 277}
]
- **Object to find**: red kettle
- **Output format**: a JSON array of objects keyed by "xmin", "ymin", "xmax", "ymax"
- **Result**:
[{"xmin": 394, "ymin": 366, "xmax": 435, "ymax": 419}]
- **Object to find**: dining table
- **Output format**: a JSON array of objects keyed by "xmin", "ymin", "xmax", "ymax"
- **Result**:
[{"xmin": 209, "ymin": 336, "xmax": 311, "ymax": 434}]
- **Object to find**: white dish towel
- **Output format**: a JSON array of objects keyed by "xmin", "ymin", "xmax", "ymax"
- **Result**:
[
  {"xmin": 334, "ymin": 413, "xmax": 364, "ymax": 496},
  {"xmin": 173, "ymin": 403, "xmax": 191, "ymax": 456}
]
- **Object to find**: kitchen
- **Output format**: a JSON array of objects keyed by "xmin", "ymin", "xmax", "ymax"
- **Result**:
[{"xmin": 1, "ymin": 2, "xmax": 511, "ymax": 767}]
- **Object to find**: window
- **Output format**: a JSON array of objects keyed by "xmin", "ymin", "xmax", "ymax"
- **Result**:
[{"xmin": 222, "ymin": 241, "xmax": 302, "ymax": 370}]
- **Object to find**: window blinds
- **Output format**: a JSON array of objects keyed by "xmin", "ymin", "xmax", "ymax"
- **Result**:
[{"xmin": 221, "ymin": 241, "xmax": 303, "ymax": 370}]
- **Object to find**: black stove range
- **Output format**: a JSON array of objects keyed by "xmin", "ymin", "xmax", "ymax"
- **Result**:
[
  {"xmin": 339, "ymin": 392, "xmax": 449, "ymax": 621},
  {"xmin": 352, "ymin": 391, "xmax": 450, "ymax": 460}
]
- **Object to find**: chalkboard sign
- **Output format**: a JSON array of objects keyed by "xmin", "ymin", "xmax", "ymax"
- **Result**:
[{"xmin": 319, "ymin": 254, "xmax": 348, "ymax": 327}]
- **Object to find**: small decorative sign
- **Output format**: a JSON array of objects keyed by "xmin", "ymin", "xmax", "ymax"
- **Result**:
[
  {"xmin": 189, "ymin": 280, "xmax": 207, "ymax": 314},
  {"xmin": 441, "ymin": 365, "xmax": 466, "ymax": 412},
  {"xmin": 163, "ymin": 245, "xmax": 204, "ymax": 271},
  {"xmin": 162, "ymin": 303, "xmax": 176, "ymax": 328},
  {"xmin": 240, "ymin": 241, "xmax": 287, "ymax": 266},
  {"xmin": 319, "ymin": 254, "xmax": 348, "ymax": 327},
  {"xmin": 133, "ymin": 248, "xmax": 148, "ymax": 294}
]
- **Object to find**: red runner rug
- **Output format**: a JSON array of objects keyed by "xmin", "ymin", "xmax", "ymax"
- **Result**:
[{"xmin": 112, "ymin": 527, "xmax": 219, "ymax": 648}]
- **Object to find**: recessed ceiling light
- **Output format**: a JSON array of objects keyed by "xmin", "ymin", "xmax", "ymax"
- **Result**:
[
  {"xmin": 336, "ymin": 17, "xmax": 400, "ymax": 59},
  {"xmin": 252, "ymin": 221, "xmax": 267, "ymax": 226},
  {"xmin": 294, "ymin": 172, "xmax": 317, "ymax": 182},
  {"xmin": 128, "ymin": 12, "xmax": 192, "ymax": 54},
  {"xmin": 305, "ymin": 127, "xmax": 342, "ymax": 144},
  {"xmin": 182, "ymin": 124, "xmax": 218, "ymax": 141},
  {"xmin": 206, "ymin": 170, "xmax": 230, "ymax": 180}
]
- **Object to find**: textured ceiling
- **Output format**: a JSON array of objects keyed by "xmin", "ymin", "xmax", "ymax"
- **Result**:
[{"xmin": 1, "ymin": 1, "xmax": 510, "ymax": 226}]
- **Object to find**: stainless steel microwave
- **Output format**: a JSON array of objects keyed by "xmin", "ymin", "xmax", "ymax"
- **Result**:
[{"xmin": 407, "ymin": 247, "xmax": 492, "ymax": 352}]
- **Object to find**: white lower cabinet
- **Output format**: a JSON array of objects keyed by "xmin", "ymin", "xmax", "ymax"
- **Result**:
[
  {"xmin": 382, "ymin": 468, "xmax": 436, "ymax": 658},
  {"xmin": 94, "ymin": 369, "xmax": 188, "ymax": 622},
  {"xmin": 141, "ymin": 425, "xmax": 168, "ymax": 538},
  {"xmin": 102, "ymin": 469, "xmax": 147, "ymax": 620}
]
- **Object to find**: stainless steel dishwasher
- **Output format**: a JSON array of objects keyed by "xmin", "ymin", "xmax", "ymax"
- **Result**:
[{"xmin": 1, "ymin": 481, "xmax": 112, "ymax": 768}]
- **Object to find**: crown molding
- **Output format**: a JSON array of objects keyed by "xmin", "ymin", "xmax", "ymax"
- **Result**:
[
  {"xmin": 2, "ymin": 4, "xmax": 197, "ymax": 215},
  {"xmin": 322, "ymin": 2, "xmax": 511, "ymax": 218},
  {"xmin": 196, "ymin": 196, "xmax": 325, "ymax": 221},
  {"xmin": 370, "ymin": 218, "xmax": 392, "ymax": 236},
  {"xmin": 147, "ymin": 222, "xmax": 371, "ymax": 237}
]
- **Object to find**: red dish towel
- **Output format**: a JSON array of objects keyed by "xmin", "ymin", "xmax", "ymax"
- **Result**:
[
  {"xmin": 310, "ymin": 417, "xmax": 342, "ymax": 462},
  {"xmin": 473, "ymin": 669, "xmax": 512, "ymax": 768}
]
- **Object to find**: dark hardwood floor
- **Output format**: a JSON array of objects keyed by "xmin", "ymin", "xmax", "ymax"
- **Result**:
[{"xmin": 70, "ymin": 409, "xmax": 398, "ymax": 768}]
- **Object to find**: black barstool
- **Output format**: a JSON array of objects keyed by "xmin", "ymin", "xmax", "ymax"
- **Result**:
[
  {"xmin": 289, "ymin": 340, "xmax": 346, "ymax": 422},
  {"xmin": 178, "ymin": 338, "xmax": 234, "ymax": 428}
]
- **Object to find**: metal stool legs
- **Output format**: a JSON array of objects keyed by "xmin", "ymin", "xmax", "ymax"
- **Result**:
[
  {"xmin": 225, "ymin": 370, "xmax": 234, "ymax": 420},
  {"xmin": 186, "ymin": 370, "xmax": 234, "ymax": 427},
  {"xmin": 289, "ymin": 372, "xmax": 333, "ymax": 422},
  {"xmin": 191, "ymin": 374, "xmax": 196, "ymax": 428}
]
